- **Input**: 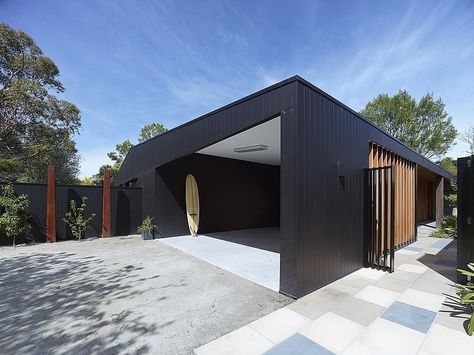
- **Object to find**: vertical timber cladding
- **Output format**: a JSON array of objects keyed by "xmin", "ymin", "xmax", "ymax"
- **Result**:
[{"xmin": 369, "ymin": 142, "xmax": 416, "ymax": 247}]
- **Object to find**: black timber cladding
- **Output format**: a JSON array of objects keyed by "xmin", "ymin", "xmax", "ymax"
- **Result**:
[
  {"xmin": 115, "ymin": 76, "xmax": 453, "ymax": 185},
  {"xmin": 115, "ymin": 76, "xmax": 453, "ymax": 298},
  {"xmin": 457, "ymin": 155, "xmax": 474, "ymax": 281},
  {"xmin": 0, "ymin": 183, "xmax": 143, "ymax": 244}
]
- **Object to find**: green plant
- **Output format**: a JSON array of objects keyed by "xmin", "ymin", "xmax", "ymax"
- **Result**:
[
  {"xmin": 456, "ymin": 263, "xmax": 474, "ymax": 336},
  {"xmin": 0, "ymin": 184, "xmax": 30, "ymax": 246},
  {"xmin": 137, "ymin": 216, "xmax": 156, "ymax": 234},
  {"xmin": 62, "ymin": 197, "xmax": 95, "ymax": 240}
]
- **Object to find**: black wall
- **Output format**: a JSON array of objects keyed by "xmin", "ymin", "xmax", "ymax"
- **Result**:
[
  {"xmin": 115, "ymin": 76, "xmax": 452, "ymax": 298},
  {"xmin": 291, "ymin": 80, "xmax": 452, "ymax": 296},
  {"xmin": 138, "ymin": 153, "xmax": 279, "ymax": 236},
  {"xmin": 0, "ymin": 183, "xmax": 142, "ymax": 245},
  {"xmin": 457, "ymin": 155, "xmax": 474, "ymax": 280}
]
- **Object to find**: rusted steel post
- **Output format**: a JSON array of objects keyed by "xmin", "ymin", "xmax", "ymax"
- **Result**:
[
  {"xmin": 46, "ymin": 165, "xmax": 56, "ymax": 243},
  {"xmin": 102, "ymin": 169, "xmax": 111, "ymax": 238}
]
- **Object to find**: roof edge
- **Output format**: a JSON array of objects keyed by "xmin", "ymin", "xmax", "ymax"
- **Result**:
[{"xmin": 293, "ymin": 76, "xmax": 455, "ymax": 180}]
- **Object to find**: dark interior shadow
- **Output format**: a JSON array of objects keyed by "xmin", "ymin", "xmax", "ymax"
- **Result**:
[
  {"xmin": 204, "ymin": 227, "xmax": 281, "ymax": 253},
  {"xmin": 115, "ymin": 191, "xmax": 131, "ymax": 235}
]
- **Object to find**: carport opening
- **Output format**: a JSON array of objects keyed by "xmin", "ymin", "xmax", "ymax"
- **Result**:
[
  {"xmin": 196, "ymin": 116, "xmax": 281, "ymax": 250},
  {"xmin": 157, "ymin": 116, "xmax": 281, "ymax": 291}
]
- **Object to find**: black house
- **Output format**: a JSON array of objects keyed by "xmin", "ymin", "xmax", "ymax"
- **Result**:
[{"xmin": 115, "ymin": 76, "xmax": 453, "ymax": 298}]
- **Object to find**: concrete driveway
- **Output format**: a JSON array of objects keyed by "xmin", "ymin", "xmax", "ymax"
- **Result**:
[
  {"xmin": 0, "ymin": 236, "xmax": 291, "ymax": 354},
  {"xmin": 160, "ymin": 228, "xmax": 280, "ymax": 291}
]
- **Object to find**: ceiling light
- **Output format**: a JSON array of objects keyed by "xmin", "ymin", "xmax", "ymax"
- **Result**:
[{"xmin": 233, "ymin": 144, "xmax": 268, "ymax": 153}]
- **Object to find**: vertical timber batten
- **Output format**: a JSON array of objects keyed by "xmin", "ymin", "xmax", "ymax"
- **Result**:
[
  {"xmin": 46, "ymin": 165, "xmax": 56, "ymax": 243},
  {"xmin": 368, "ymin": 142, "xmax": 416, "ymax": 248}
]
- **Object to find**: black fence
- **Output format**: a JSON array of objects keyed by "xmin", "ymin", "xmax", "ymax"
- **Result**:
[
  {"xmin": 0, "ymin": 183, "xmax": 143, "ymax": 245},
  {"xmin": 458, "ymin": 155, "xmax": 474, "ymax": 281}
]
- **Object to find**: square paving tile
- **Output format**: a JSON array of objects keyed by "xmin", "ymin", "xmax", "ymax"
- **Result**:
[
  {"xmin": 420, "ymin": 324, "xmax": 474, "ymax": 354},
  {"xmin": 332, "ymin": 296, "xmax": 385, "ymax": 326},
  {"xmin": 349, "ymin": 268, "xmax": 387, "ymax": 280},
  {"xmin": 264, "ymin": 333, "xmax": 334, "ymax": 355},
  {"xmin": 403, "ymin": 246, "xmax": 424, "ymax": 252},
  {"xmin": 431, "ymin": 239, "xmax": 453, "ymax": 249},
  {"xmin": 299, "ymin": 312, "xmax": 365, "ymax": 354},
  {"xmin": 385, "ymin": 270, "xmax": 421, "ymax": 282},
  {"xmin": 361, "ymin": 318, "xmax": 426, "ymax": 355},
  {"xmin": 381, "ymin": 301, "xmax": 436, "ymax": 333},
  {"xmin": 314, "ymin": 283, "xmax": 359, "ymax": 302},
  {"xmin": 398, "ymin": 288, "xmax": 446, "ymax": 312},
  {"xmin": 194, "ymin": 325, "xmax": 273, "ymax": 355},
  {"xmin": 338, "ymin": 275, "xmax": 374, "ymax": 290},
  {"xmin": 397, "ymin": 263, "xmax": 428, "ymax": 274},
  {"xmin": 374, "ymin": 275, "xmax": 413, "ymax": 293},
  {"xmin": 396, "ymin": 249, "xmax": 420, "ymax": 256},
  {"xmin": 249, "ymin": 307, "xmax": 311, "ymax": 345},
  {"xmin": 410, "ymin": 277, "xmax": 453, "ymax": 296},
  {"xmin": 288, "ymin": 293, "xmax": 338, "ymax": 320},
  {"xmin": 342, "ymin": 340, "xmax": 381, "ymax": 355},
  {"xmin": 435, "ymin": 302, "xmax": 471, "ymax": 332},
  {"xmin": 354, "ymin": 285, "xmax": 401, "ymax": 307}
]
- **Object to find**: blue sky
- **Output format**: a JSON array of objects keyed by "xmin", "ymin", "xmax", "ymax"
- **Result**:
[{"xmin": 1, "ymin": 0, "xmax": 473, "ymax": 178}]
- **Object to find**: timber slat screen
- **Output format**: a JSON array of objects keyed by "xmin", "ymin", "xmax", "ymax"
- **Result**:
[
  {"xmin": 366, "ymin": 166, "xmax": 395, "ymax": 271},
  {"xmin": 368, "ymin": 142, "xmax": 416, "ymax": 249}
]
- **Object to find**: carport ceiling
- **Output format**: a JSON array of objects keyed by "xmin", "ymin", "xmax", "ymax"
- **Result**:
[{"xmin": 197, "ymin": 116, "xmax": 280, "ymax": 165}]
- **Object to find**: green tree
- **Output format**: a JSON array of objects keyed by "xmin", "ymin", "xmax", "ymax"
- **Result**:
[
  {"xmin": 460, "ymin": 124, "xmax": 474, "ymax": 155},
  {"xmin": 92, "ymin": 123, "xmax": 167, "ymax": 184},
  {"xmin": 0, "ymin": 184, "xmax": 30, "ymax": 246},
  {"xmin": 62, "ymin": 197, "xmax": 95, "ymax": 240},
  {"xmin": 0, "ymin": 23, "xmax": 81, "ymax": 183},
  {"xmin": 438, "ymin": 157, "xmax": 457, "ymax": 176},
  {"xmin": 138, "ymin": 123, "xmax": 167, "ymax": 142},
  {"xmin": 361, "ymin": 90, "xmax": 457, "ymax": 159}
]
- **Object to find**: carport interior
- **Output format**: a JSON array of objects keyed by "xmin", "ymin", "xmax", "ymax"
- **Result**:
[{"xmin": 156, "ymin": 116, "xmax": 282, "ymax": 290}]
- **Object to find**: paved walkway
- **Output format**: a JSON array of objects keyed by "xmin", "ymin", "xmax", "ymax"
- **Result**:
[{"xmin": 195, "ymin": 230, "xmax": 473, "ymax": 354}]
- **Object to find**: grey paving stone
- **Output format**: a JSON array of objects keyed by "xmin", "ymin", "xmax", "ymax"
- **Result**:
[
  {"xmin": 332, "ymin": 296, "xmax": 385, "ymax": 326},
  {"xmin": 431, "ymin": 239, "xmax": 454, "ymax": 249},
  {"xmin": 410, "ymin": 277, "xmax": 453, "ymax": 296},
  {"xmin": 264, "ymin": 333, "xmax": 334, "ymax": 355},
  {"xmin": 403, "ymin": 246, "xmax": 424, "ymax": 252},
  {"xmin": 381, "ymin": 301, "xmax": 436, "ymax": 333},
  {"xmin": 288, "ymin": 293, "xmax": 338, "ymax": 320},
  {"xmin": 374, "ymin": 276, "xmax": 413, "ymax": 293}
]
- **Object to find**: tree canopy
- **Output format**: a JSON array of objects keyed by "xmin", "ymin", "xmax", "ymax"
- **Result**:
[
  {"xmin": 89, "ymin": 123, "xmax": 167, "ymax": 184},
  {"xmin": 0, "ymin": 23, "xmax": 81, "ymax": 183},
  {"xmin": 360, "ymin": 90, "xmax": 457, "ymax": 159},
  {"xmin": 138, "ymin": 123, "xmax": 167, "ymax": 143},
  {"xmin": 460, "ymin": 124, "xmax": 474, "ymax": 155}
]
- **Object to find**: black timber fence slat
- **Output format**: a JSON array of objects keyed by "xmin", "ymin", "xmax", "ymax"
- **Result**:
[{"xmin": 0, "ymin": 183, "xmax": 143, "ymax": 245}]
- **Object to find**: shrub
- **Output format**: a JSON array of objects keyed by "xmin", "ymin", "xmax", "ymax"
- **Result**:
[
  {"xmin": 63, "ymin": 197, "xmax": 95, "ymax": 240},
  {"xmin": 0, "ymin": 184, "xmax": 30, "ymax": 246},
  {"xmin": 137, "ymin": 216, "xmax": 157, "ymax": 234},
  {"xmin": 456, "ymin": 262, "xmax": 474, "ymax": 336}
]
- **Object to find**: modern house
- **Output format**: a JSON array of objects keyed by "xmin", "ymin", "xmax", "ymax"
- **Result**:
[{"xmin": 115, "ymin": 76, "xmax": 453, "ymax": 299}]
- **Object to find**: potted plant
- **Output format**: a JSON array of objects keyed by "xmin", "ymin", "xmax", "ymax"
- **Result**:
[{"xmin": 137, "ymin": 216, "xmax": 156, "ymax": 240}]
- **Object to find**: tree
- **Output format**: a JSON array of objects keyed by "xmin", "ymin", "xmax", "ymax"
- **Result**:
[
  {"xmin": 138, "ymin": 123, "xmax": 167, "ymax": 143},
  {"xmin": 0, "ymin": 23, "xmax": 81, "ymax": 183},
  {"xmin": 361, "ymin": 90, "xmax": 457, "ymax": 159},
  {"xmin": 438, "ymin": 157, "xmax": 457, "ymax": 176},
  {"xmin": 91, "ymin": 123, "xmax": 167, "ymax": 184},
  {"xmin": 62, "ymin": 197, "xmax": 95, "ymax": 240},
  {"xmin": 0, "ymin": 184, "xmax": 30, "ymax": 246},
  {"xmin": 460, "ymin": 124, "xmax": 474, "ymax": 155}
]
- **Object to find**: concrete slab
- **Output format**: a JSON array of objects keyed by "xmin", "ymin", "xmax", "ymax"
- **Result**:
[
  {"xmin": 160, "ymin": 228, "xmax": 280, "ymax": 291},
  {"xmin": 0, "ymin": 236, "xmax": 290, "ymax": 354}
]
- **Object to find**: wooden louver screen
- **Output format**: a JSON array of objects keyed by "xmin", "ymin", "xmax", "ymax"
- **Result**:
[{"xmin": 368, "ymin": 142, "xmax": 416, "ymax": 248}]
